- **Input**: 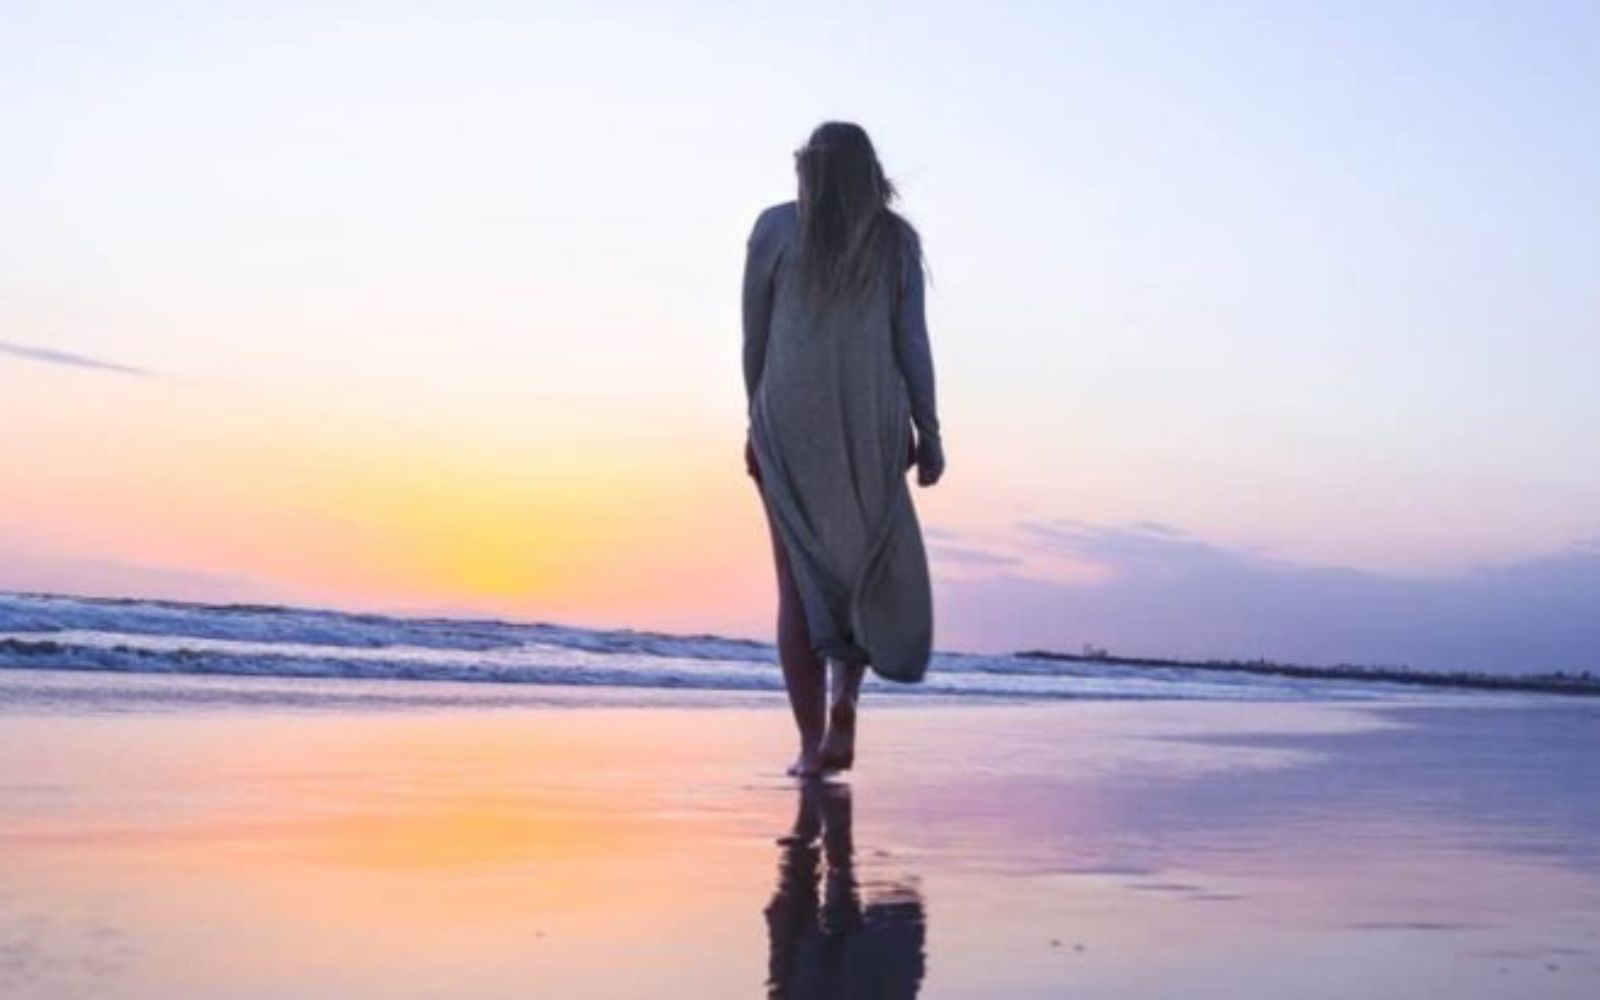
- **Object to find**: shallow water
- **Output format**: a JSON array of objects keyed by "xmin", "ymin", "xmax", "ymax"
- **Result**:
[{"xmin": 0, "ymin": 669, "xmax": 1595, "ymax": 998}]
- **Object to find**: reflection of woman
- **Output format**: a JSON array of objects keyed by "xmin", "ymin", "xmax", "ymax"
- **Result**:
[
  {"xmin": 743, "ymin": 121, "xmax": 945, "ymax": 777},
  {"xmin": 763, "ymin": 783, "xmax": 926, "ymax": 998}
]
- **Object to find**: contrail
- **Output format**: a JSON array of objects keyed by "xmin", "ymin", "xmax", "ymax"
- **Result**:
[{"xmin": 0, "ymin": 340, "xmax": 151, "ymax": 377}]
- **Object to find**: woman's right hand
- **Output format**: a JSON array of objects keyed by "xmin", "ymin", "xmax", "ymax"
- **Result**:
[{"xmin": 915, "ymin": 433, "xmax": 945, "ymax": 487}]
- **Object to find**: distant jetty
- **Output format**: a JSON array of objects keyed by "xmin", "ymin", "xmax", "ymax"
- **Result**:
[{"xmin": 1012, "ymin": 648, "xmax": 1600, "ymax": 697}]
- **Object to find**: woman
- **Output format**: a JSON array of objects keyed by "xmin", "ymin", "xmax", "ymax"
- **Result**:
[{"xmin": 742, "ymin": 121, "xmax": 945, "ymax": 778}]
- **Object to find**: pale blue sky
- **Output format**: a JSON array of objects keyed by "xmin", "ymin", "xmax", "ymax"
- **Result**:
[{"xmin": 3, "ymin": 2, "xmax": 1597, "ymax": 669}]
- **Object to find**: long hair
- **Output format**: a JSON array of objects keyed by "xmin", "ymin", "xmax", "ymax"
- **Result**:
[{"xmin": 793, "ymin": 121, "xmax": 920, "ymax": 305}]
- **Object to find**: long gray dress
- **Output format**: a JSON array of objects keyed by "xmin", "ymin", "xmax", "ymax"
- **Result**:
[{"xmin": 742, "ymin": 201, "xmax": 941, "ymax": 683}]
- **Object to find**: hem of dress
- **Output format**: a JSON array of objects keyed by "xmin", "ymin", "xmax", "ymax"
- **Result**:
[{"xmin": 812, "ymin": 635, "xmax": 871, "ymax": 669}]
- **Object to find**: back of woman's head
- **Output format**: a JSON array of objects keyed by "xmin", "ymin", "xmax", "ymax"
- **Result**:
[{"xmin": 793, "ymin": 121, "xmax": 918, "ymax": 305}]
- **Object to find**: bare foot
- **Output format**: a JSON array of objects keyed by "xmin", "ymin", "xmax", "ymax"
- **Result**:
[
  {"xmin": 818, "ymin": 699, "xmax": 856, "ymax": 772},
  {"xmin": 786, "ymin": 748, "xmax": 823, "ymax": 778}
]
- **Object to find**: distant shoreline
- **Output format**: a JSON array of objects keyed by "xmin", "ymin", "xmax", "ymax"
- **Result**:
[{"xmin": 1012, "ymin": 649, "xmax": 1600, "ymax": 697}]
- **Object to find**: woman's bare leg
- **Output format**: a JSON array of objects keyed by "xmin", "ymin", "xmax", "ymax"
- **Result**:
[
  {"xmin": 819, "ymin": 659, "xmax": 865, "ymax": 771},
  {"xmin": 766, "ymin": 506, "xmax": 826, "ymax": 777}
]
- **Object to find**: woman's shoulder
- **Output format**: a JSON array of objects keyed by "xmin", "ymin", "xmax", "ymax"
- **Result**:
[
  {"xmin": 758, "ymin": 199, "xmax": 798, "ymax": 222},
  {"xmin": 749, "ymin": 200, "xmax": 799, "ymax": 240},
  {"xmin": 884, "ymin": 208, "xmax": 921, "ymax": 250},
  {"xmin": 883, "ymin": 210, "xmax": 923, "ymax": 286}
]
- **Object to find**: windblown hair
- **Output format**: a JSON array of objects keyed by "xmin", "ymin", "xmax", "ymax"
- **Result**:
[{"xmin": 793, "ymin": 121, "xmax": 921, "ymax": 305}]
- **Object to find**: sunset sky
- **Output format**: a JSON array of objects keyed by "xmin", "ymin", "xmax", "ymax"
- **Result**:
[{"xmin": 4, "ymin": 2, "xmax": 1597, "ymax": 671}]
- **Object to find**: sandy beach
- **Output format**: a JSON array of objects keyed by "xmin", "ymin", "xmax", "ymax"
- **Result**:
[{"xmin": 0, "ymin": 667, "xmax": 1595, "ymax": 998}]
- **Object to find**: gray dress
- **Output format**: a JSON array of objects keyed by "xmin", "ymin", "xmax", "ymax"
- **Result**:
[{"xmin": 742, "ymin": 201, "xmax": 941, "ymax": 683}]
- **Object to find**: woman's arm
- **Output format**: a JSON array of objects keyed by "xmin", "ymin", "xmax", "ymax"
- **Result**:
[
  {"xmin": 891, "ymin": 225, "xmax": 945, "ymax": 485},
  {"xmin": 741, "ymin": 209, "xmax": 778, "ymax": 407}
]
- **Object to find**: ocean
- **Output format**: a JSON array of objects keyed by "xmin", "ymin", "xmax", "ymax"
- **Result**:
[{"xmin": 1, "ymin": 591, "xmax": 1457, "ymax": 705}]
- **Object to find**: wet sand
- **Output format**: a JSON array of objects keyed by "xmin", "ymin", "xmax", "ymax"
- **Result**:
[{"xmin": 1, "ymin": 668, "xmax": 1597, "ymax": 998}]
